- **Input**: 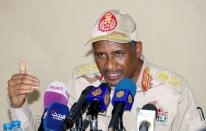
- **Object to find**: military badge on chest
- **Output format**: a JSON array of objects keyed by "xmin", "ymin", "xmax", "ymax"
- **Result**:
[
  {"xmin": 154, "ymin": 103, "xmax": 169, "ymax": 125},
  {"xmin": 156, "ymin": 107, "xmax": 168, "ymax": 124}
]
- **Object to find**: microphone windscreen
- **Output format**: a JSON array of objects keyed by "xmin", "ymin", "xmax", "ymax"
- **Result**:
[
  {"xmin": 44, "ymin": 81, "xmax": 69, "ymax": 109},
  {"xmin": 115, "ymin": 78, "xmax": 137, "ymax": 96},
  {"xmin": 142, "ymin": 104, "xmax": 158, "ymax": 118},
  {"xmin": 43, "ymin": 102, "xmax": 69, "ymax": 131},
  {"xmin": 137, "ymin": 104, "xmax": 158, "ymax": 131}
]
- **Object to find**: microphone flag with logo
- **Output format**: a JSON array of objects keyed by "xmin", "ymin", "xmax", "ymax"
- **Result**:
[
  {"xmin": 43, "ymin": 102, "xmax": 69, "ymax": 131},
  {"xmin": 112, "ymin": 78, "xmax": 136, "ymax": 110},
  {"xmin": 108, "ymin": 78, "xmax": 137, "ymax": 130},
  {"xmin": 87, "ymin": 83, "xmax": 111, "ymax": 112}
]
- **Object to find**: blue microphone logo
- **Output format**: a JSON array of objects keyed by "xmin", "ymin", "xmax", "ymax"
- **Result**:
[
  {"xmin": 112, "ymin": 89, "xmax": 134, "ymax": 110},
  {"xmin": 92, "ymin": 88, "xmax": 102, "ymax": 96},
  {"xmin": 116, "ymin": 91, "xmax": 125, "ymax": 98},
  {"xmin": 128, "ymin": 94, "xmax": 133, "ymax": 104},
  {"xmin": 51, "ymin": 110, "xmax": 66, "ymax": 121},
  {"xmin": 104, "ymin": 94, "xmax": 110, "ymax": 106}
]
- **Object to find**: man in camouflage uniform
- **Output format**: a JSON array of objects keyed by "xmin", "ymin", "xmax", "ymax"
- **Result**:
[{"xmin": 8, "ymin": 9, "xmax": 206, "ymax": 130}]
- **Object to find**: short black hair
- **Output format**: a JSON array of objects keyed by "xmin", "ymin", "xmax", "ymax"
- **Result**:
[{"xmin": 129, "ymin": 41, "xmax": 137, "ymax": 48}]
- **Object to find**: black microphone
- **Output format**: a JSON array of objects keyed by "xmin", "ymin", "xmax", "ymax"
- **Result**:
[
  {"xmin": 108, "ymin": 78, "xmax": 137, "ymax": 131},
  {"xmin": 137, "ymin": 104, "xmax": 158, "ymax": 131},
  {"xmin": 64, "ymin": 85, "xmax": 94, "ymax": 129},
  {"xmin": 38, "ymin": 109, "xmax": 47, "ymax": 131}
]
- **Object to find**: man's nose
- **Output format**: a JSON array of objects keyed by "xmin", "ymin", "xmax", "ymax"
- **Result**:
[{"xmin": 105, "ymin": 56, "xmax": 116, "ymax": 70}]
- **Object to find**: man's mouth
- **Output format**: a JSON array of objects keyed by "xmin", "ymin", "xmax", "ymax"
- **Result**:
[{"xmin": 104, "ymin": 70, "xmax": 122, "ymax": 81}]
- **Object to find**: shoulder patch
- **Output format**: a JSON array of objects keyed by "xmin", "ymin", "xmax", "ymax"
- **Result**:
[
  {"xmin": 167, "ymin": 75, "xmax": 183, "ymax": 87},
  {"xmin": 155, "ymin": 71, "xmax": 183, "ymax": 89},
  {"xmin": 73, "ymin": 63, "xmax": 99, "ymax": 78},
  {"xmin": 148, "ymin": 64, "xmax": 185, "ymax": 92},
  {"xmin": 156, "ymin": 71, "xmax": 169, "ymax": 81}
]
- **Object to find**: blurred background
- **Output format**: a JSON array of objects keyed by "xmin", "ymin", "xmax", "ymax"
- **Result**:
[{"xmin": 0, "ymin": 0, "xmax": 206, "ymax": 124}]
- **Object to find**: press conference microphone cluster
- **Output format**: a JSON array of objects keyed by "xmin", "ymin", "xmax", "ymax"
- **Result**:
[
  {"xmin": 108, "ymin": 78, "xmax": 137, "ymax": 131},
  {"xmin": 38, "ymin": 81, "xmax": 70, "ymax": 131},
  {"xmin": 40, "ymin": 78, "xmax": 137, "ymax": 131},
  {"xmin": 137, "ymin": 104, "xmax": 158, "ymax": 131}
]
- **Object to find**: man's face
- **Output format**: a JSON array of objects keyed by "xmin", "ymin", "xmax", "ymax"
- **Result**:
[{"xmin": 93, "ymin": 40, "xmax": 140, "ymax": 86}]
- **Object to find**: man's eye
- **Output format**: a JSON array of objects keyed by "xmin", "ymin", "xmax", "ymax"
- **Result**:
[
  {"xmin": 115, "ymin": 51, "xmax": 125, "ymax": 56},
  {"xmin": 95, "ymin": 53, "xmax": 105, "ymax": 58}
]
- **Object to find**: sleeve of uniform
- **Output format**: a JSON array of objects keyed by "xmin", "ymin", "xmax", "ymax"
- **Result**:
[
  {"xmin": 171, "ymin": 83, "xmax": 206, "ymax": 131},
  {"xmin": 9, "ymin": 99, "xmax": 40, "ymax": 131}
]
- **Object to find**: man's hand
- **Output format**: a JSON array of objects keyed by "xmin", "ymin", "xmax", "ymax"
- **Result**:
[{"xmin": 8, "ymin": 61, "xmax": 40, "ymax": 108}]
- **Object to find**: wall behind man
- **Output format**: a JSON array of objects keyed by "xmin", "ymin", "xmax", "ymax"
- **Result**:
[{"xmin": 0, "ymin": 0, "xmax": 205, "ymax": 124}]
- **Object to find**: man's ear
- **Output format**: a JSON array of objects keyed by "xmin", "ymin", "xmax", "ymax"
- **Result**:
[{"xmin": 135, "ymin": 41, "xmax": 143, "ymax": 58}]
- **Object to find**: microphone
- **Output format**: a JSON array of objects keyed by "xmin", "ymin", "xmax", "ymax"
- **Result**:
[
  {"xmin": 85, "ymin": 83, "xmax": 111, "ymax": 130},
  {"xmin": 108, "ymin": 78, "xmax": 137, "ymax": 131},
  {"xmin": 43, "ymin": 102, "xmax": 69, "ymax": 131},
  {"xmin": 38, "ymin": 81, "xmax": 69, "ymax": 131},
  {"xmin": 137, "ymin": 104, "xmax": 158, "ymax": 131},
  {"xmin": 87, "ymin": 83, "xmax": 111, "ymax": 115},
  {"xmin": 44, "ymin": 81, "xmax": 69, "ymax": 108},
  {"xmin": 64, "ymin": 85, "xmax": 94, "ymax": 129}
]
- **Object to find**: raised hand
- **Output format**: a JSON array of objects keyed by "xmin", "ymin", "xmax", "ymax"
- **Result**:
[{"xmin": 8, "ymin": 61, "xmax": 40, "ymax": 108}]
